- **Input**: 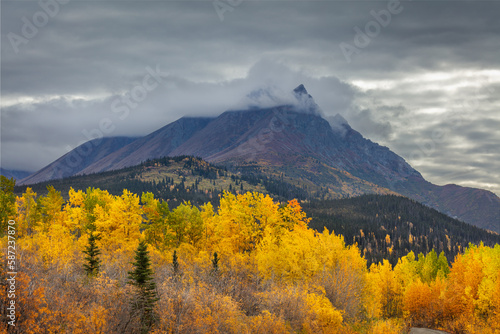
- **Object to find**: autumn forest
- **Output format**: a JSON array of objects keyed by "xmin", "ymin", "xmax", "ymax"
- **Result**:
[{"xmin": 1, "ymin": 177, "xmax": 500, "ymax": 333}]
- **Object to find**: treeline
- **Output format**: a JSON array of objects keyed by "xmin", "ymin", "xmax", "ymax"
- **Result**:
[
  {"xmin": 141, "ymin": 155, "xmax": 225, "ymax": 180},
  {"xmin": 239, "ymin": 172, "xmax": 309, "ymax": 201},
  {"xmin": 13, "ymin": 157, "xmax": 230, "ymax": 207},
  {"xmin": 303, "ymin": 194, "xmax": 500, "ymax": 266},
  {"xmin": 1, "ymin": 183, "xmax": 499, "ymax": 333}
]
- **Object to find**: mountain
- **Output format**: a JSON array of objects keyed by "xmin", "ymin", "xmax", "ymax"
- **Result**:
[
  {"xmin": 174, "ymin": 85, "xmax": 420, "ymax": 187},
  {"xmin": 0, "ymin": 168, "xmax": 32, "ymax": 181},
  {"xmin": 76, "ymin": 117, "xmax": 213, "ymax": 175},
  {"xmin": 19, "ymin": 136, "xmax": 137, "ymax": 185},
  {"xmin": 20, "ymin": 85, "xmax": 500, "ymax": 232}
]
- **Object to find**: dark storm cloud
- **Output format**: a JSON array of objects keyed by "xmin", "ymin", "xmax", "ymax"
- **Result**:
[{"xmin": 1, "ymin": 0, "xmax": 499, "ymax": 195}]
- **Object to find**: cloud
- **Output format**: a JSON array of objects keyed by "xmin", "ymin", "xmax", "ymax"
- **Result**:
[
  {"xmin": 1, "ymin": 61, "xmax": 355, "ymax": 170},
  {"xmin": 1, "ymin": 0, "xmax": 499, "ymax": 195}
]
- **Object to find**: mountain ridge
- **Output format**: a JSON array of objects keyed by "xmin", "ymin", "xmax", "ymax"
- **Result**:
[
  {"xmin": 76, "ymin": 117, "xmax": 214, "ymax": 176},
  {"xmin": 0, "ymin": 168, "xmax": 32, "ymax": 181},
  {"xmin": 18, "ymin": 85, "xmax": 500, "ymax": 232},
  {"xmin": 19, "ymin": 136, "xmax": 137, "ymax": 185}
]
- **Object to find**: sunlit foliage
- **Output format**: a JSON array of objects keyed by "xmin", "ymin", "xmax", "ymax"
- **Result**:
[{"xmin": 0, "ymin": 186, "xmax": 498, "ymax": 333}]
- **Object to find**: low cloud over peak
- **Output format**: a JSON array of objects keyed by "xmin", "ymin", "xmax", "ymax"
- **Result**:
[{"xmin": 233, "ymin": 83, "xmax": 322, "ymax": 116}]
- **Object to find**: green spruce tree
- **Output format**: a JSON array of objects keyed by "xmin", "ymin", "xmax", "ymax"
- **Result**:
[
  {"xmin": 128, "ymin": 240, "xmax": 159, "ymax": 333},
  {"xmin": 211, "ymin": 252, "xmax": 219, "ymax": 274},
  {"xmin": 83, "ymin": 232, "xmax": 101, "ymax": 278},
  {"xmin": 172, "ymin": 250, "xmax": 179, "ymax": 276}
]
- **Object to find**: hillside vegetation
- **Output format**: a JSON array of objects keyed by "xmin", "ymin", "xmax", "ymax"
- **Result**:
[
  {"xmin": 303, "ymin": 195, "xmax": 500, "ymax": 266},
  {"xmin": 13, "ymin": 156, "xmax": 307, "ymax": 207},
  {"xmin": 1, "ymin": 181, "xmax": 500, "ymax": 333},
  {"xmin": 13, "ymin": 157, "xmax": 498, "ymax": 267}
]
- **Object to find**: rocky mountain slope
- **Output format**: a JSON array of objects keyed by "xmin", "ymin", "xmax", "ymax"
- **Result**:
[
  {"xmin": 0, "ymin": 168, "xmax": 32, "ymax": 181},
  {"xmin": 19, "ymin": 136, "xmax": 137, "ymax": 185}
]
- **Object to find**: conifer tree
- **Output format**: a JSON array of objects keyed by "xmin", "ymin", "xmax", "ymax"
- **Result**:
[
  {"xmin": 211, "ymin": 252, "xmax": 219, "ymax": 273},
  {"xmin": 83, "ymin": 232, "xmax": 101, "ymax": 278},
  {"xmin": 172, "ymin": 250, "xmax": 179, "ymax": 276},
  {"xmin": 128, "ymin": 240, "xmax": 159, "ymax": 333}
]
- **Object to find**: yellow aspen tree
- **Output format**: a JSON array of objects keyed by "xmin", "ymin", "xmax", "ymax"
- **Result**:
[
  {"xmin": 200, "ymin": 201, "xmax": 217, "ymax": 252},
  {"xmin": 256, "ymin": 222, "xmax": 320, "ymax": 282},
  {"xmin": 141, "ymin": 192, "xmax": 170, "ymax": 250},
  {"xmin": 213, "ymin": 191, "xmax": 280, "ymax": 254},
  {"xmin": 474, "ymin": 244, "xmax": 500, "ymax": 321},
  {"xmin": 369, "ymin": 259, "xmax": 400, "ymax": 318},
  {"xmin": 491, "ymin": 270, "xmax": 500, "ymax": 331},
  {"xmin": 444, "ymin": 245, "xmax": 487, "ymax": 328},
  {"xmin": 305, "ymin": 291, "xmax": 344, "ymax": 333},
  {"xmin": 36, "ymin": 222, "xmax": 75, "ymax": 268},
  {"xmin": 168, "ymin": 202, "xmax": 203, "ymax": 248},
  {"xmin": 315, "ymin": 229, "xmax": 367, "ymax": 321},
  {"xmin": 14, "ymin": 187, "xmax": 38, "ymax": 237},
  {"xmin": 65, "ymin": 187, "xmax": 86, "ymax": 234},
  {"xmin": 37, "ymin": 186, "xmax": 66, "ymax": 233}
]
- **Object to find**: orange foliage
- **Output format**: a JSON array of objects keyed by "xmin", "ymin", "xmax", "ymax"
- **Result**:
[
  {"xmin": 0, "ymin": 272, "xmax": 54, "ymax": 334},
  {"xmin": 403, "ymin": 278, "xmax": 447, "ymax": 329}
]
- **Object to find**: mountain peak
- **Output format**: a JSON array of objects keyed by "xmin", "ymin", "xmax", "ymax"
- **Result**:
[
  {"xmin": 243, "ymin": 86, "xmax": 290, "ymax": 110},
  {"xmin": 293, "ymin": 84, "xmax": 309, "ymax": 95},
  {"xmin": 292, "ymin": 84, "xmax": 321, "ymax": 115},
  {"xmin": 238, "ymin": 84, "xmax": 320, "ymax": 115}
]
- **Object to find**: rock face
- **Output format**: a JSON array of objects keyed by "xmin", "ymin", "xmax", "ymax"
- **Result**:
[{"xmin": 20, "ymin": 85, "xmax": 500, "ymax": 233}]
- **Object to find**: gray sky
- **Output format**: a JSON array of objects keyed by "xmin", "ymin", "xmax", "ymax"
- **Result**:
[{"xmin": 1, "ymin": 0, "xmax": 499, "ymax": 196}]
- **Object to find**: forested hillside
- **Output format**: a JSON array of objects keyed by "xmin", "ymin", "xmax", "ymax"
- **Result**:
[
  {"xmin": 303, "ymin": 195, "xmax": 500, "ymax": 266},
  {"xmin": 13, "ymin": 156, "xmax": 307, "ymax": 207},
  {"xmin": 1, "ymin": 181, "xmax": 499, "ymax": 333}
]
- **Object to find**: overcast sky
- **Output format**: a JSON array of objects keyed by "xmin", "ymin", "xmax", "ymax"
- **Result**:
[{"xmin": 1, "ymin": 0, "xmax": 499, "ymax": 196}]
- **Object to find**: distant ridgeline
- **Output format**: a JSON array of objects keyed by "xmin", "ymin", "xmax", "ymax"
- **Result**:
[{"xmin": 13, "ymin": 156, "xmax": 499, "ymax": 268}]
